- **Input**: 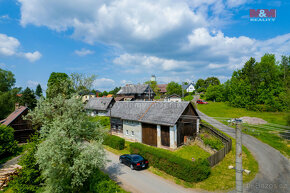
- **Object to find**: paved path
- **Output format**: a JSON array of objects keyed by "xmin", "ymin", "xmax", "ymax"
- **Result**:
[
  {"xmin": 197, "ymin": 110, "xmax": 290, "ymax": 193},
  {"xmin": 104, "ymin": 150, "xmax": 208, "ymax": 193}
]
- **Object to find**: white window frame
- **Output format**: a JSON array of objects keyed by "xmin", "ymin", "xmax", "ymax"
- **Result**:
[{"xmin": 131, "ymin": 130, "xmax": 134, "ymax": 136}]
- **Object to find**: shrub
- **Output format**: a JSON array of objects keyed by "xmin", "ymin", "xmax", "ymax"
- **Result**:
[
  {"xmin": 103, "ymin": 135, "xmax": 125, "ymax": 150},
  {"xmin": 0, "ymin": 125, "xmax": 18, "ymax": 158},
  {"xmin": 129, "ymin": 143, "xmax": 210, "ymax": 182},
  {"xmin": 90, "ymin": 116, "xmax": 110, "ymax": 127},
  {"xmin": 183, "ymin": 95, "xmax": 193, "ymax": 101},
  {"xmin": 200, "ymin": 133, "xmax": 224, "ymax": 150}
]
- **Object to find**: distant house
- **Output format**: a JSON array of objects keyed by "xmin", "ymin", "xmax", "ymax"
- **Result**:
[
  {"xmin": 157, "ymin": 84, "xmax": 167, "ymax": 95},
  {"xmin": 166, "ymin": 94, "xmax": 182, "ymax": 102},
  {"xmin": 109, "ymin": 101, "xmax": 199, "ymax": 149},
  {"xmin": 0, "ymin": 105, "xmax": 33, "ymax": 143},
  {"xmin": 182, "ymin": 82, "xmax": 195, "ymax": 93},
  {"xmin": 116, "ymin": 84, "xmax": 155, "ymax": 101},
  {"xmin": 85, "ymin": 97, "xmax": 115, "ymax": 116}
]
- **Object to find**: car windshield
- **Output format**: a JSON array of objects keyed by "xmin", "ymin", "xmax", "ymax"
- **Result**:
[{"xmin": 131, "ymin": 155, "xmax": 144, "ymax": 162}]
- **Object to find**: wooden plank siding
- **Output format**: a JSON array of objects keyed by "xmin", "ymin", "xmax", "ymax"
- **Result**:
[
  {"xmin": 142, "ymin": 123, "xmax": 157, "ymax": 146},
  {"xmin": 161, "ymin": 125, "xmax": 170, "ymax": 146}
]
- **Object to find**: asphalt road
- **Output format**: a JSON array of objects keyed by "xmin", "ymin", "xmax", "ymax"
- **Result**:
[
  {"xmin": 104, "ymin": 150, "xmax": 208, "ymax": 193},
  {"xmin": 197, "ymin": 110, "xmax": 290, "ymax": 193}
]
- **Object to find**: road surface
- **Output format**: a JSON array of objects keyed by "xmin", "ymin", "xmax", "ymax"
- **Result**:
[
  {"xmin": 104, "ymin": 150, "xmax": 208, "ymax": 193},
  {"xmin": 197, "ymin": 110, "xmax": 290, "ymax": 193}
]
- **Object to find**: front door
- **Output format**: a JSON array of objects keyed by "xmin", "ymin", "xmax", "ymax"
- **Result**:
[{"xmin": 142, "ymin": 123, "xmax": 157, "ymax": 146}]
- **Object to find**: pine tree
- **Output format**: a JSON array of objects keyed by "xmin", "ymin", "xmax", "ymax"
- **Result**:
[{"xmin": 35, "ymin": 84, "xmax": 42, "ymax": 97}]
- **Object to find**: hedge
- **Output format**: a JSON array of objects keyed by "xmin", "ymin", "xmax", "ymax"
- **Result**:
[
  {"xmin": 130, "ymin": 143, "xmax": 211, "ymax": 182},
  {"xmin": 103, "ymin": 135, "xmax": 125, "ymax": 150},
  {"xmin": 0, "ymin": 125, "xmax": 18, "ymax": 158}
]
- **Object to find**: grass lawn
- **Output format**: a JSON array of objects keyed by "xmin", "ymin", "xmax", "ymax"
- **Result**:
[
  {"xmin": 173, "ymin": 145, "xmax": 210, "ymax": 160},
  {"xmin": 197, "ymin": 102, "xmax": 290, "ymax": 157},
  {"xmin": 197, "ymin": 102, "xmax": 288, "ymax": 125}
]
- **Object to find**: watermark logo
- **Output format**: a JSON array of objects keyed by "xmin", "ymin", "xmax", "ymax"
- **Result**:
[{"xmin": 250, "ymin": 9, "xmax": 276, "ymax": 22}]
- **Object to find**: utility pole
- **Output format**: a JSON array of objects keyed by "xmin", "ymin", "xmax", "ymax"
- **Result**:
[{"xmin": 235, "ymin": 118, "xmax": 243, "ymax": 193}]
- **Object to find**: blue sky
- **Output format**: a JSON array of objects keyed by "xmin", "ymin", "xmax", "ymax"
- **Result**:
[{"xmin": 0, "ymin": 0, "xmax": 289, "ymax": 92}]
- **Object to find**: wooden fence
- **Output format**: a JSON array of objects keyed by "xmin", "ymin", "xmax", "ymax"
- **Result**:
[{"xmin": 200, "ymin": 123, "xmax": 232, "ymax": 167}]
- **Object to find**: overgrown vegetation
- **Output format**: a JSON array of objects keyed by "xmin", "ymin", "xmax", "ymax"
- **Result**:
[
  {"xmin": 130, "ymin": 142, "xmax": 211, "ymax": 183},
  {"xmin": 103, "ymin": 135, "xmax": 125, "ymax": 150},
  {"xmin": 89, "ymin": 116, "xmax": 110, "ymax": 130},
  {"xmin": 0, "ymin": 125, "xmax": 18, "ymax": 159},
  {"xmin": 200, "ymin": 132, "xmax": 224, "ymax": 150}
]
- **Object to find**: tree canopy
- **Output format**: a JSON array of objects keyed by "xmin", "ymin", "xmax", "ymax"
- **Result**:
[
  {"xmin": 145, "ymin": 80, "xmax": 160, "ymax": 96},
  {"xmin": 19, "ymin": 87, "xmax": 37, "ymax": 109},
  {"xmin": 166, "ymin": 81, "xmax": 182, "ymax": 96},
  {"xmin": 35, "ymin": 84, "xmax": 43, "ymax": 97}
]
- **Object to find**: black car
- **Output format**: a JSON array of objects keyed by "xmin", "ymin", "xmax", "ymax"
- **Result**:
[{"xmin": 119, "ymin": 154, "xmax": 149, "ymax": 170}]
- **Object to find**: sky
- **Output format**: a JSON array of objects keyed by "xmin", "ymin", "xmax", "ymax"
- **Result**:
[{"xmin": 0, "ymin": 0, "xmax": 289, "ymax": 92}]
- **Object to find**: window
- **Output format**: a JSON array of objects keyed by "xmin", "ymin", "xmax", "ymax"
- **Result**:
[
  {"xmin": 131, "ymin": 131, "xmax": 134, "ymax": 136},
  {"xmin": 126, "ymin": 130, "xmax": 128, "ymax": 135}
]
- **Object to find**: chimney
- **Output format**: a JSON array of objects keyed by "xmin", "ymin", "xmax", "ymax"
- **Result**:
[{"xmin": 15, "ymin": 103, "xmax": 20, "ymax": 110}]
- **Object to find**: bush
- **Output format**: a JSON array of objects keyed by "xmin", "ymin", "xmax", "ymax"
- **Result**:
[
  {"xmin": 200, "ymin": 133, "xmax": 224, "ymax": 150},
  {"xmin": 183, "ymin": 95, "xmax": 193, "ymax": 101},
  {"xmin": 103, "ymin": 135, "xmax": 125, "ymax": 150},
  {"xmin": 129, "ymin": 143, "xmax": 210, "ymax": 182},
  {"xmin": 10, "ymin": 135, "xmax": 43, "ymax": 193},
  {"xmin": 90, "ymin": 116, "xmax": 110, "ymax": 127},
  {"xmin": 0, "ymin": 125, "xmax": 18, "ymax": 158}
]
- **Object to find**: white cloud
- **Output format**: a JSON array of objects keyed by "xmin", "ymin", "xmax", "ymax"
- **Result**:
[
  {"xmin": 226, "ymin": 0, "xmax": 248, "ymax": 8},
  {"xmin": 0, "ymin": 33, "xmax": 42, "ymax": 62},
  {"xmin": 0, "ymin": 33, "xmax": 20, "ymax": 56},
  {"xmin": 22, "ymin": 51, "xmax": 42, "ymax": 62},
  {"xmin": 74, "ymin": 48, "xmax": 94, "ymax": 56},
  {"xmin": 93, "ymin": 78, "xmax": 115, "ymax": 91},
  {"xmin": 27, "ymin": 80, "xmax": 39, "ymax": 88}
]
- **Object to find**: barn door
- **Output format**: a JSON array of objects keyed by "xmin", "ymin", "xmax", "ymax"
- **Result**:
[
  {"xmin": 142, "ymin": 123, "xmax": 157, "ymax": 146},
  {"xmin": 161, "ymin": 126, "xmax": 170, "ymax": 146}
]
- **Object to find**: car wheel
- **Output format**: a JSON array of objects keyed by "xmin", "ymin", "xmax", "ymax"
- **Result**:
[{"xmin": 130, "ymin": 164, "xmax": 134, "ymax": 170}]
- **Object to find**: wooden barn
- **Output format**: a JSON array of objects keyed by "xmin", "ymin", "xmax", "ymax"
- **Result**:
[
  {"xmin": 109, "ymin": 101, "xmax": 199, "ymax": 149},
  {"xmin": 0, "ymin": 105, "xmax": 33, "ymax": 143}
]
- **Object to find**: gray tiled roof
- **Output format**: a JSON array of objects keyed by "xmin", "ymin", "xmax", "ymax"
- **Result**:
[
  {"xmin": 109, "ymin": 101, "xmax": 192, "ymax": 126},
  {"xmin": 85, "ymin": 97, "xmax": 114, "ymax": 111},
  {"xmin": 117, "ymin": 84, "xmax": 150, "ymax": 95}
]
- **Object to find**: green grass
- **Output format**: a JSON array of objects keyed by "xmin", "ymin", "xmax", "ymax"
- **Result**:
[
  {"xmin": 173, "ymin": 145, "xmax": 210, "ymax": 160},
  {"xmin": 197, "ymin": 102, "xmax": 290, "ymax": 157},
  {"xmin": 197, "ymin": 102, "xmax": 288, "ymax": 125}
]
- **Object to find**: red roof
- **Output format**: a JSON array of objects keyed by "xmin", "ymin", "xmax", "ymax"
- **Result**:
[
  {"xmin": 1, "ymin": 106, "xmax": 28, "ymax": 126},
  {"xmin": 157, "ymin": 84, "xmax": 167, "ymax": 93}
]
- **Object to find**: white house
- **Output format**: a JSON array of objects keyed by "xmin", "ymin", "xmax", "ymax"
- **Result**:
[{"xmin": 183, "ymin": 82, "xmax": 195, "ymax": 93}]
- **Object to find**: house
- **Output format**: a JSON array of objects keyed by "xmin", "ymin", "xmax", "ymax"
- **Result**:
[
  {"xmin": 109, "ymin": 101, "xmax": 199, "ymax": 149},
  {"xmin": 157, "ymin": 84, "xmax": 167, "ymax": 95},
  {"xmin": 116, "ymin": 84, "xmax": 155, "ymax": 101},
  {"xmin": 85, "ymin": 97, "xmax": 115, "ymax": 116},
  {"xmin": 182, "ymin": 82, "xmax": 195, "ymax": 93},
  {"xmin": 0, "ymin": 104, "xmax": 33, "ymax": 143},
  {"xmin": 166, "ymin": 94, "xmax": 182, "ymax": 102}
]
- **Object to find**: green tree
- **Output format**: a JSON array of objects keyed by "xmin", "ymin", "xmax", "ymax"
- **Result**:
[
  {"xmin": 46, "ymin": 72, "xmax": 71, "ymax": 98},
  {"xmin": 108, "ymin": 87, "xmax": 121, "ymax": 96},
  {"xmin": 35, "ymin": 84, "xmax": 43, "ymax": 97},
  {"xmin": 145, "ymin": 81, "xmax": 160, "ymax": 96},
  {"xmin": 166, "ymin": 82, "xmax": 182, "ymax": 96},
  {"xmin": 70, "ymin": 73, "xmax": 97, "ymax": 95},
  {"xmin": 204, "ymin": 77, "xmax": 220, "ymax": 88},
  {"xmin": 102, "ymin": 91, "xmax": 108, "ymax": 96},
  {"xmin": 0, "ymin": 68, "xmax": 15, "ymax": 92},
  {"xmin": 20, "ymin": 87, "xmax": 37, "ymax": 109},
  {"xmin": 0, "ymin": 125, "xmax": 18, "ymax": 158},
  {"xmin": 26, "ymin": 95, "xmax": 106, "ymax": 192},
  {"xmin": 205, "ymin": 85, "xmax": 225, "ymax": 102},
  {"xmin": 195, "ymin": 79, "xmax": 205, "ymax": 90}
]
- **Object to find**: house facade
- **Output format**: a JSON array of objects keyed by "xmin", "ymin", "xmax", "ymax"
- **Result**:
[
  {"xmin": 116, "ymin": 84, "xmax": 155, "ymax": 101},
  {"xmin": 109, "ymin": 101, "xmax": 199, "ymax": 149},
  {"xmin": 183, "ymin": 82, "xmax": 195, "ymax": 93},
  {"xmin": 85, "ymin": 97, "xmax": 115, "ymax": 116},
  {"xmin": 0, "ymin": 105, "xmax": 33, "ymax": 143},
  {"xmin": 166, "ymin": 94, "xmax": 182, "ymax": 102}
]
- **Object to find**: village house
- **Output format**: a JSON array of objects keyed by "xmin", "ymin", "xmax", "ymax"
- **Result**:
[
  {"xmin": 109, "ymin": 101, "xmax": 199, "ymax": 149},
  {"xmin": 115, "ymin": 84, "xmax": 155, "ymax": 101},
  {"xmin": 157, "ymin": 84, "xmax": 168, "ymax": 95},
  {"xmin": 0, "ymin": 104, "xmax": 33, "ymax": 143},
  {"xmin": 85, "ymin": 97, "xmax": 115, "ymax": 116},
  {"xmin": 182, "ymin": 82, "xmax": 195, "ymax": 93}
]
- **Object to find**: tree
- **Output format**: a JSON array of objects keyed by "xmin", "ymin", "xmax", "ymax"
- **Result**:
[
  {"xmin": 0, "ymin": 68, "xmax": 20, "ymax": 119},
  {"xmin": 102, "ymin": 91, "xmax": 108, "ymax": 96},
  {"xmin": 204, "ymin": 77, "xmax": 220, "ymax": 88},
  {"xmin": 35, "ymin": 84, "xmax": 43, "ymax": 97},
  {"xmin": 145, "ymin": 81, "xmax": 160, "ymax": 96},
  {"xmin": 0, "ymin": 125, "xmax": 18, "ymax": 158},
  {"xmin": 26, "ymin": 95, "xmax": 106, "ymax": 192},
  {"xmin": 46, "ymin": 72, "xmax": 71, "ymax": 98},
  {"xmin": 70, "ymin": 73, "xmax": 97, "ymax": 94},
  {"xmin": 195, "ymin": 79, "xmax": 205, "ymax": 90},
  {"xmin": 166, "ymin": 82, "xmax": 182, "ymax": 96},
  {"xmin": 20, "ymin": 87, "xmax": 37, "ymax": 109},
  {"xmin": 108, "ymin": 87, "xmax": 121, "ymax": 96},
  {"xmin": 205, "ymin": 85, "xmax": 225, "ymax": 102}
]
